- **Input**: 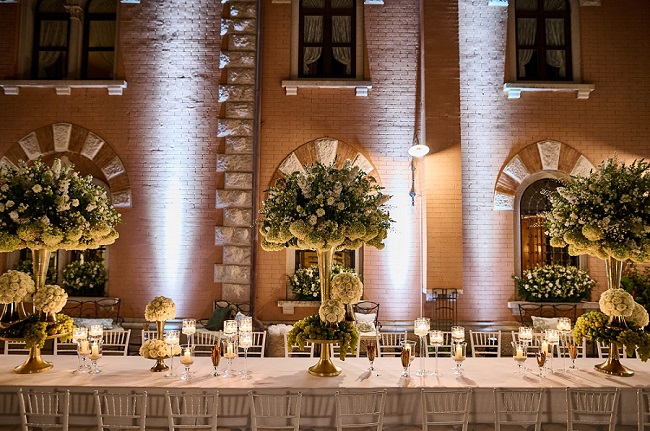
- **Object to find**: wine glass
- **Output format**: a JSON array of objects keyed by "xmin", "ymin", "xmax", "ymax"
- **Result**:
[
  {"xmin": 567, "ymin": 341, "xmax": 579, "ymax": 370},
  {"xmin": 535, "ymin": 351, "xmax": 547, "ymax": 377},
  {"xmin": 211, "ymin": 343, "xmax": 221, "ymax": 377},
  {"xmin": 164, "ymin": 330, "xmax": 180, "ymax": 378},
  {"xmin": 179, "ymin": 345, "xmax": 194, "ymax": 381},
  {"xmin": 88, "ymin": 340, "xmax": 103, "ymax": 374},
  {"xmin": 239, "ymin": 331, "xmax": 253, "ymax": 380},
  {"xmin": 366, "ymin": 340, "xmax": 377, "ymax": 372},
  {"xmin": 400, "ymin": 340, "xmax": 416, "ymax": 377},
  {"xmin": 512, "ymin": 341, "xmax": 527, "ymax": 375},
  {"xmin": 429, "ymin": 330, "xmax": 444, "ymax": 377},
  {"xmin": 222, "ymin": 338, "xmax": 238, "ymax": 378},
  {"xmin": 452, "ymin": 342, "xmax": 466, "ymax": 376},
  {"xmin": 182, "ymin": 319, "xmax": 196, "ymax": 347}
]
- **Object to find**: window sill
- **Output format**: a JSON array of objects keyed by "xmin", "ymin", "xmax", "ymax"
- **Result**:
[
  {"xmin": 0, "ymin": 80, "xmax": 127, "ymax": 96},
  {"xmin": 503, "ymin": 82, "xmax": 595, "ymax": 99},
  {"xmin": 282, "ymin": 80, "xmax": 372, "ymax": 97},
  {"xmin": 277, "ymin": 300, "xmax": 320, "ymax": 315}
]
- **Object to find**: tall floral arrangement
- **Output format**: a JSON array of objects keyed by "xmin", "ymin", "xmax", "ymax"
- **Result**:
[
  {"xmin": 544, "ymin": 157, "xmax": 650, "ymax": 261},
  {"xmin": 0, "ymin": 158, "xmax": 122, "ymax": 252},
  {"xmin": 258, "ymin": 160, "xmax": 392, "ymax": 252}
]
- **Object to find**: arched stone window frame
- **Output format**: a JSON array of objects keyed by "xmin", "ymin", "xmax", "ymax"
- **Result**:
[{"xmin": 494, "ymin": 139, "xmax": 594, "ymax": 277}]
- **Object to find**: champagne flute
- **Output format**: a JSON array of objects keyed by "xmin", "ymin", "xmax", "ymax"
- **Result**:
[
  {"xmin": 400, "ymin": 340, "xmax": 416, "ymax": 377},
  {"xmin": 567, "ymin": 341, "xmax": 579, "ymax": 370},
  {"xmin": 535, "ymin": 351, "xmax": 547, "ymax": 377},
  {"xmin": 366, "ymin": 341, "xmax": 377, "ymax": 372},
  {"xmin": 211, "ymin": 344, "xmax": 221, "ymax": 377}
]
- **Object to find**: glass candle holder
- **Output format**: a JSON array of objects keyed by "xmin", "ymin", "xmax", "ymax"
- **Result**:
[
  {"xmin": 88, "ymin": 324, "xmax": 103, "ymax": 342},
  {"xmin": 451, "ymin": 326, "xmax": 465, "ymax": 343},
  {"xmin": 88, "ymin": 340, "xmax": 103, "ymax": 374},
  {"xmin": 238, "ymin": 331, "xmax": 253, "ymax": 379},
  {"xmin": 179, "ymin": 345, "xmax": 195, "ymax": 381},
  {"xmin": 512, "ymin": 341, "xmax": 527, "ymax": 375},
  {"xmin": 429, "ymin": 330, "xmax": 444, "ymax": 377},
  {"xmin": 164, "ymin": 330, "xmax": 180, "ymax": 378},
  {"xmin": 544, "ymin": 329, "xmax": 559, "ymax": 373},
  {"xmin": 414, "ymin": 318, "xmax": 430, "ymax": 377},
  {"xmin": 557, "ymin": 317, "xmax": 571, "ymax": 333},
  {"xmin": 239, "ymin": 316, "xmax": 253, "ymax": 333},
  {"xmin": 182, "ymin": 319, "xmax": 196, "ymax": 346},
  {"xmin": 400, "ymin": 340, "xmax": 416, "ymax": 378},
  {"xmin": 452, "ymin": 342, "xmax": 466, "ymax": 375},
  {"xmin": 223, "ymin": 320, "xmax": 237, "ymax": 337},
  {"xmin": 72, "ymin": 327, "xmax": 89, "ymax": 374},
  {"xmin": 222, "ymin": 338, "xmax": 238, "ymax": 378},
  {"xmin": 518, "ymin": 326, "xmax": 533, "ymax": 344}
]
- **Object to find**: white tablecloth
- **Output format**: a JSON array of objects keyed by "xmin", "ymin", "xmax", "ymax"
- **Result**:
[{"xmin": 0, "ymin": 354, "xmax": 648, "ymax": 430}]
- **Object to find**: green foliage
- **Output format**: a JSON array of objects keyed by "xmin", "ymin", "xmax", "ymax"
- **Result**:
[
  {"xmin": 288, "ymin": 264, "xmax": 355, "ymax": 300},
  {"xmin": 573, "ymin": 311, "xmax": 650, "ymax": 361},
  {"xmin": 514, "ymin": 264, "xmax": 594, "ymax": 302},
  {"xmin": 62, "ymin": 260, "xmax": 105, "ymax": 296},
  {"xmin": 621, "ymin": 264, "xmax": 650, "ymax": 322},
  {"xmin": 287, "ymin": 314, "xmax": 359, "ymax": 360},
  {"xmin": 0, "ymin": 313, "xmax": 73, "ymax": 348}
]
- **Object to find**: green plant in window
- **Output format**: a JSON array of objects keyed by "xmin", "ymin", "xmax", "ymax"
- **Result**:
[{"xmin": 62, "ymin": 260, "xmax": 105, "ymax": 297}]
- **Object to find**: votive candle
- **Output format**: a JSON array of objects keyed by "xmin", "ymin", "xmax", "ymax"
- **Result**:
[
  {"xmin": 430, "ymin": 330, "xmax": 444, "ymax": 345},
  {"xmin": 239, "ymin": 316, "xmax": 253, "ymax": 333},
  {"xmin": 88, "ymin": 325, "xmax": 103, "ymax": 337},
  {"xmin": 414, "ymin": 317, "xmax": 430, "ymax": 337},
  {"xmin": 182, "ymin": 319, "xmax": 196, "ymax": 335},
  {"xmin": 518, "ymin": 326, "xmax": 533, "ymax": 342},
  {"xmin": 451, "ymin": 326, "xmax": 465, "ymax": 342},
  {"xmin": 546, "ymin": 329, "xmax": 559, "ymax": 344},
  {"xmin": 224, "ymin": 320, "xmax": 237, "ymax": 336},
  {"xmin": 557, "ymin": 318, "xmax": 571, "ymax": 333}
]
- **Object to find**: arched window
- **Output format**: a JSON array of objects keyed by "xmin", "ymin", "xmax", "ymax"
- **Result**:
[{"xmin": 517, "ymin": 177, "xmax": 578, "ymax": 273}]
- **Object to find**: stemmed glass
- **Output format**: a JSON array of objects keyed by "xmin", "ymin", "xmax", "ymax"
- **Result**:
[
  {"xmin": 182, "ymin": 319, "xmax": 196, "ymax": 348},
  {"xmin": 414, "ymin": 317, "xmax": 430, "ymax": 377},
  {"xmin": 544, "ymin": 329, "xmax": 559, "ymax": 373},
  {"xmin": 535, "ymin": 351, "xmax": 547, "ymax": 377},
  {"xmin": 512, "ymin": 341, "xmax": 527, "ymax": 375},
  {"xmin": 567, "ymin": 341, "xmax": 579, "ymax": 370},
  {"xmin": 179, "ymin": 345, "xmax": 194, "ymax": 381},
  {"xmin": 557, "ymin": 318, "xmax": 572, "ymax": 372},
  {"xmin": 452, "ymin": 342, "xmax": 466, "ymax": 376},
  {"xmin": 366, "ymin": 340, "xmax": 377, "ymax": 372},
  {"xmin": 211, "ymin": 344, "xmax": 221, "ymax": 377},
  {"xmin": 88, "ymin": 340, "xmax": 103, "ymax": 374},
  {"xmin": 164, "ymin": 330, "xmax": 180, "ymax": 378},
  {"xmin": 518, "ymin": 326, "xmax": 533, "ymax": 371},
  {"xmin": 239, "ymin": 331, "xmax": 253, "ymax": 380},
  {"xmin": 72, "ymin": 327, "xmax": 90, "ymax": 374},
  {"xmin": 429, "ymin": 330, "xmax": 444, "ymax": 377},
  {"xmin": 222, "ymin": 338, "xmax": 238, "ymax": 378},
  {"xmin": 400, "ymin": 340, "xmax": 416, "ymax": 377}
]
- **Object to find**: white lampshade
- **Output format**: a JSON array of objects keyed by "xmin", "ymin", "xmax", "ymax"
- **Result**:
[{"xmin": 408, "ymin": 143, "xmax": 430, "ymax": 157}]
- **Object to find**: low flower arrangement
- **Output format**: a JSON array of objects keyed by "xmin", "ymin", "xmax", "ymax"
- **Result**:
[
  {"xmin": 0, "ymin": 158, "xmax": 122, "ymax": 252},
  {"xmin": 139, "ymin": 339, "xmax": 181, "ymax": 359},
  {"xmin": 144, "ymin": 296, "xmax": 176, "ymax": 322},
  {"xmin": 288, "ymin": 264, "xmax": 354, "ymax": 300},
  {"xmin": 287, "ymin": 314, "xmax": 359, "ymax": 360},
  {"xmin": 0, "ymin": 313, "xmax": 73, "ymax": 348},
  {"xmin": 514, "ymin": 264, "xmax": 595, "ymax": 302},
  {"xmin": 0, "ymin": 270, "xmax": 35, "ymax": 304},
  {"xmin": 33, "ymin": 284, "xmax": 68, "ymax": 314},
  {"xmin": 62, "ymin": 260, "xmax": 105, "ymax": 296}
]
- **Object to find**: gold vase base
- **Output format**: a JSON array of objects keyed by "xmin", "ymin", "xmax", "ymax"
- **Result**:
[
  {"xmin": 308, "ymin": 359, "xmax": 342, "ymax": 377},
  {"xmin": 150, "ymin": 358, "xmax": 169, "ymax": 372},
  {"xmin": 594, "ymin": 359, "xmax": 634, "ymax": 377},
  {"xmin": 15, "ymin": 356, "xmax": 53, "ymax": 374}
]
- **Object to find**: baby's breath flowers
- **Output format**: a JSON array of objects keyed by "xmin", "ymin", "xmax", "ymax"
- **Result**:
[
  {"xmin": 258, "ymin": 160, "xmax": 393, "ymax": 252},
  {"xmin": 544, "ymin": 157, "xmax": 650, "ymax": 262},
  {"xmin": 0, "ymin": 158, "xmax": 121, "ymax": 252}
]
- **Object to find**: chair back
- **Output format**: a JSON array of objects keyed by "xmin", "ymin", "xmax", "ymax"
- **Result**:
[
  {"xmin": 248, "ymin": 391, "xmax": 302, "ymax": 431},
  {"xmin": 165, "ymin": 392, "xmax": 219, "ymax": 431},
  {"xmin": 141, "ymin": 330, "xmax": 158, "ymax": 343},
  {"xmin": 353, "ymin": 301, "xmax": 380, "ymax": 331},
  {"xmin": 240, "ymin": 331, "xmax": 266, "ymax": 357},
  {"xmin": 469, "ymin": 330, "xmax": 501, "ymax": 357},
  {"xmin": 18, "ymin": 388, "xmax": 70, "ymax": 431},
  {"xmin": 94, "ymin": 390, "xmax": 147, "ymax": 431},
  {"xmin": 494, "ymin": 388, "xmax": 543, "ymax": 431},
  {"xmin": 331, "ymin": 337, "xmax": 361, "ymax": 359},
  {"xmin": 194, "ymin": 330, "xmax": 221, "ymax": 356},
  {"xmin": 335, "ymin": 390, "xmax": 386, "ymax": 431},
  {"xmin": 596, "ymin": 340, "xmax": 633, "ymax": 359},
  {"xmin": 378, "ymin": 332, "xmax": 407, "ymax": 357},
  {"xmin": 283, "ymin": 332, "xmax": 314, "ymax": 358},
  {"xmin": 558, "ymin": 333, "xmax": 587, "ymax": 358},
  {"xmin": 4, "ymin": 339, "xmax": 27, "ymax": 354},
  {"xmin": 53, "ymin": 337, "xmax": 78, "ymax": 355},
  {"xmin": 102, "ymin": 329, "xmax": 131, "ymax": 356},
  {"xmin": 421, "ymin": 388, "xmax": 471, "ymax": 431},
  {"xmin": 566, "ymin": 388, "xmax": 620, "ymax": 431},
  {"xmin": 639, "ymin": 389, "xmax": 650, "ymax": 431}
]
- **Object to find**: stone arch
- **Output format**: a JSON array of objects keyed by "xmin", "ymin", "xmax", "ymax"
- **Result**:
[
  {"xmin": 1, "ymin": 123, "xmax": 131, "ymax": 207},
  {"xmin": 493, "ymin": 140, "xmax": 595, "ymax": 210},
  {"xmin": 269, "ymin": 136, "xmax": 378, "ymax": 186}
]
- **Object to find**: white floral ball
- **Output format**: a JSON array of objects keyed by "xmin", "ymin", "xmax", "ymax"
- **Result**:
[
  {"xmin": 0, "ymin": 270, "xmax": 35, "ymax": 304},
  {"xmin": 33, "ymin": 284, "xmax": 68, "ymax": 314},
  {"xmin": 319, "ymin": 299, "xmax": 345, "ymax": 324},
  {"xmin": 139, "ymin": 339, "xmax": 179, "ymax": 359},
  {"xmin": 628, "ymin": 302, "xmax": 650, "ymax": 328},
  {"xmin": 330, "ymin": 273, "xmax": 363, "ymax": 305},
  {"xmin": 599, "ymin": 288, "xmax": 635, "ymax": 317},
  {"xmin": 144, "ymin": 296, "xmax": 176, "ymax": 321}
]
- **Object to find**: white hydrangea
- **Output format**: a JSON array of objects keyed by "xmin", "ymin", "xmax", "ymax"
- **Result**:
[
  {"xmin": 330, "ymin": 273, "xmax": 363, "ymax": 305},
  {"xmin": 319, "ymin": 299, "xmax": 345, "ymax": 324},
  {"xmin": 628, "ymin": 302, "xmax": 650, "ymax": 328},
  {"xmin": 0, "ymin": 270, "xmax": 35, "ymax": 304},
  {"xmin": 599, "ymin": 288, "xmax": 635, "ymax": 317},
  {"xmin": 144, "ymin": 296, "xmax": 176, "ymax": 321},
  {"xmin": 33, "ymin": 284, "xmax": 68, "ymax": 313}
]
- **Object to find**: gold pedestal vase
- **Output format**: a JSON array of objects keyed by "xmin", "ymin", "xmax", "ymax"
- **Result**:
[
  {"xmin": 308, "ymin": 339, "xmax": 342, "ymax": 377},
  {"xmin": 594, "ymin": 257, "xmax": 634, "ymax": 377},
  {"xmin": 0, "ymin": 302, "xmax": 28, "ymax": 328},
  {"xmin": 150, "ymin": 320, "xmax": 170, "ymax": 372}
]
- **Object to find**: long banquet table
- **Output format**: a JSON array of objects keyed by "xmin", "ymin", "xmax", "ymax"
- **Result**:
[{"xmin": 0, "ymin": 354, "xmax": 648, "ymax": 430}]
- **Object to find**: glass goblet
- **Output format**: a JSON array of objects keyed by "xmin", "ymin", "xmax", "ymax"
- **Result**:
[
  {"xmin": 512, "ymin": 342, "xmax": 527, "ymax": 375},
  {"xmin": 535, "ymin": 351, "xmax": 547, "ymax": 378},
  {"xmin": 179, "ymin": 345, "xmax": 194, "ymax": 381},
  {"xmin": 400, "ymin": 340, "xmax": 416, "ymax": 377},
  {"xmin": 211, "ymin": 344, "xmax": 221, "ymax": 377},
  {"xmin": 88, "ymin": 341, "xmax": 103, "ymax": 374},
  {"xmin": 452, "ymin": 342, "xmax": 466, "ymax": 376},
  {"xmin": 366, "ymin": 341, "xmax": 377, "ymax": 372},
  {"xmin": 222, "ymin": 338, "xmax": 238, "ymax": 378}
]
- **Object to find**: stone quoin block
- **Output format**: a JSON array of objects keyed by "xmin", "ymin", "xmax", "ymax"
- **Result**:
[
  {"xmin": 215, "ymin": 189, "xmax": 253, "ymax": 208},
  {"xmin": 215, "ymin": 226, "xmax": 252, "ymax": 246}
]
